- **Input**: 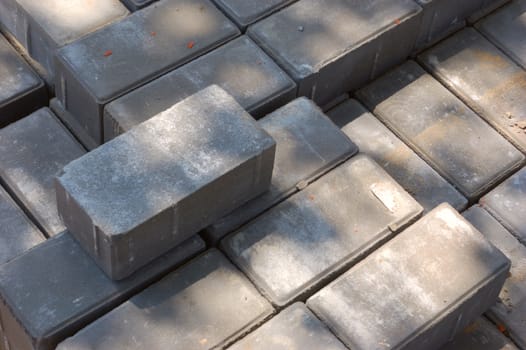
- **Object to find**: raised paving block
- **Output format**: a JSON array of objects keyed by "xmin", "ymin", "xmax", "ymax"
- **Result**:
[
  {"xmin": 307, "ymin": 203, "xmax": 511, "ymax": 350},
  {"xmin": 0, "ymin": 0, "xmax": 128, "ymax": 80},
  {"xmin": 0, "ymin": 232, "xmax": 204, "ymax": 350},
  {"xmin": 328, "ymin": 99, "xmax": 467, "ymax": 212},
  {"xmin": 57, "ymin": 249, "xmax": 274, "ymax": 350},
  {"xmin": 481, "ymin": 167, "xmax": 526, "ymax": 244},
  {"xmin": 227, "ymin": 303, "xmax": 347, "ymax": 350},
  {"xmin": 0, "ymin": 186, "xmax": 44, "ymax": 265},
  {"xmin": 463, "ymin": 205, "xmax": 526, "ymax": 349},
  {"xmin": 222, "ymin": 155, "xmax": 423, "ymax": 307},
  {"xmin": 0, "ymin": 108, "xmax": 86, "ymax": 237},
  {"xmin": 56, "ymin": 86, "xmax": 276, "ymax": 280},
  {"xmin": 419, "ymin": 28, "xmax": 526, "ymax": 153},
  {"xmin": 247, "ymin": 0, "xmax": 422, "ymax": 106},
  {"xmin": 203, "ymin": 97, "xmax": 357, "ymax": 245},
  {"xmin": 103, "ymin": 35, "xmax": 296, "ymax": 142},
  {"xmin": 356, "ymin": 61, "xmax": 524, "ymax": 200},
  {"xmin": 0, "ymin": 34, "xmax": 46, "ymax": 127},
  {"xmin": 55, "ymin": 0, "xmax": 239, "ymax": 147},
  {"xmin": 476, "ymin": 0, "xmax": 526, "ymax": 70}
]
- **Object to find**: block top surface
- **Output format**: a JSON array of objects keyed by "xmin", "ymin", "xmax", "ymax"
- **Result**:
[{"xmin": 213, "ymin": 0, "xmax": 294, "ymax": 27}]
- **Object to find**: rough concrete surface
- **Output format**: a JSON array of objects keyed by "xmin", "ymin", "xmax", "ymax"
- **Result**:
[{"xmin": 212, "ymin": 0, "xmax": 296, "ymax": 30}]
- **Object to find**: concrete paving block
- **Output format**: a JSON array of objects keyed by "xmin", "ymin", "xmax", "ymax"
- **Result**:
[
  {"xmin": 56, "ymin": 86, "xmax": 276, "ymax": 280},
  {"xmin": 203, "ymin": 97, "xmax": 357, "ymax": 245},
  {"xmin": 463, "ymin": 205, "xmax": 526, "ymax": 349},
  {"xmin": 419, "ymin": 28, "xmax": 526, "ymax": 154},
  {"xmin": 476, "ymin": 0, "xmax": 526, "ymax": 70},
  {"xmin": 247, "ymin": 0, "xmax": 422, "ymax": 106},
  {"xmin": 55, "ymin": 0, "xmax": 239, "ymax": 147},
  {"xmin": 222, "ymin": 155, "xmax": 423, "ymax": 307},
  {"xmin": 356, "ymin": 61, "xmax": 524, "ymax": 200},
  {"xmin": 0, "ymin": 0, "xmax": 128, "ymax": 80},
  {"xmin": 328, "ymin": 99, "xmax": 467, "ymax": 212},
  {"xmin": 103, "ymin": 36, "xmax": 296, "ymax": 142},
  {"xmin": 0, "ymin": 108, "xmax": 86, "ymax": 237},
  {"xmin": 118, "ymin": 0, "xmax": 152, "ymax": 11},
  {"xmin": 0, "ymin": 186, "xmax": 45, "ymax": 266},
  {"xmin": 0, "ymin": 34, "xmax": 46, "ymax": 127},
  {"xmin": 307, "ymin": 203, "xmax": 511, "ymax": 350},
  {"xmin": 49, "ymin": 98, "xmax": 96, "ymax": 151},
  {"xmin": 0, "ymin": 232, "xmax": 204, "ymax": 350},
  {"xmin": 227, "ymin": 303, "xmax": 347, "ymax": 350},
  {"xmin": 57, "ymin": 249, "xmax": 274, "ymax": 350},
  {"xmin": 467, "ymin": 0, "xmax": 511, "ymax": 24}
]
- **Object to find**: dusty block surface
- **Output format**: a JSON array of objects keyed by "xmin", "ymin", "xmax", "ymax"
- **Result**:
[
  {"xmin": 248, "ymin": 0, "xmax": 421, "ymax": 105},
  {"xmin": 203, "ymin": 97, "xmax": 357, "ymax": 244},
  {"xmin": 212, "ymin": 0, "xmax": 296, "ymax": 30},
  {"xmin": 307, "ymin": 204, "xmax": 511, "ymax": 350},
  {"xmin": 357, "ymin": 61, "xmax": 524, "ymax": 200},
  {"xmin": 57, "ymin": 249, "xmax": 274, "ymax": 350},
  {"xmin": 56, "ymin": 86, "xmax": 276, "ymax": 280},
  {"xmin": 103, "ymin": 36, "xmax": 296, "ymax": 141},
  {"xmin": 328, "ymin": 99, "xmax": 467, "ymax": 212},
  {"xmin": 0, "ymin": 108, "xmax": 86, "ymax": 237},
  {"xmin": 222, "ymin": 155, "xmax": 423, "ymax": 307}
]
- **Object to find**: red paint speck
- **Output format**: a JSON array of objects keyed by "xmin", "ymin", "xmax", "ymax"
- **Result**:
[
  {"xmin": 150, "ymin": 31, "xmax": 157, "ymax": 36},
  {"xmin": 187, "ymin": 41, "xmax": 195, "ymax": 49},
  {"xmin": 394, "ymin": 18, "xmax": 401, "ymax": 25},
  {"xmin": 103, "ymin": 50, "xmax": 112, "ymax": 57}
]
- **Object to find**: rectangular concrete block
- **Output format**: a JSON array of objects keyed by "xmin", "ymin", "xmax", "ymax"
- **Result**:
[
  {"xmin": 0, "ymin": 232, "xmax": 204, "ymax": 350},
  {"xmin": 54, "ymin": 0, "xmax": 240, "ymax": 147},
  {"xmin": 56, "ymin": 86, "xmax": 276, "ymax": 280},
  {"xmin": 0, "ymin": 34, "xmax": 46, "ymax": 127},
  {"xmin": 0, "ymin": 108, "xmax": 86, "ymax": 237},
  {"xmin": 222, "ymin": 155, "xmax": 423, "ymax": 307},
  {"xmin": 103, "ymin": 35, "xmax": 296, "ymax": 142},
  {"xmin": 419, "ymin": 28, "xmax": 526, "ymax": 154},
  {"xmin": 247, "ymin": 0, "xmax": 422, "ymax": 105},
  {"xmin": 328, "ymin": 99, "xmax": 467, "ymax": 212},
  {"xmin": 307, "ymin": 203, "xmax": 511, "ymax": 350},
  {"xmin": 463, "ymin": 205, "xmax": 526, "ymax": 349},
  {"xmin": 203, "ymin": 97, "xmax": 357, "ymax": 245},
  {"xmin": 356, "ymin": 61, "xmax": 524, "ymax": 200},
  {"xmin": 227, "ymin": 303, "xmax": 347, "ymax": 350},
  {"xmin": 57, "ymin": 249, "xmax": 274, "ymax": 350},
  {"xmin": 212, "ymin": 0, "xmax": 296, "ymax": 30}
]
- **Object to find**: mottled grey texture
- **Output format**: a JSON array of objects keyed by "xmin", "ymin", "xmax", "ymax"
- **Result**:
[
  {"xmin": 440, "ymin": 317, "xmax": 517, "ymax": 350},
  {"xmin": 57, "ymin": 249, "xmax": 274, "ymax": 350},
  {"xmin": 212, "ymin": 0, "xmax": 296, "ymax": 30},
  {"xmin": 308, "ymin": 204, "xmax": 511, "ymax": 350}
]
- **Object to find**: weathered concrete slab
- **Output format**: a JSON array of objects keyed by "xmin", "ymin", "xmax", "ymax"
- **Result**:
[
  {"xmin": 203, "ymin": 97, "xmax": 357, "ymax": 245},
  {"xmin": 222, "ymin": 155, "xmax": 423, "ymax": 307},
  {"xmin": 0, "ymin": 108, "xmax": 86, "ymax": 237},
  {"xmin": 356, "ymin": 61, "xmax": 524, "ymax": 200},
  {"xmin": 56, "ymin": 86, "xmax": 276, "ymax": 280},
  {"xmin": 227, "ymin": 303, "xmax": 347, "ymax": 350},
  {"xmin": 307, "ymin": 204, "xmax": 511, "ymax": 350},
  {"xmin": 419, "ymin": 28, "xmax": 526, "ymax": 153},
  {"xmin": 103, "ymin": 35, "xmax": 296, "ymax": 142},
  {"xmin": 0, "ymin": 232, "xmax": 204, "ymax": 350},
  {"xmin": 463, "ymin": 205, "xmax": 526, "ymax": 349},
  {"xmin": 467, "ymin": 0, "xmax": 511, "ymax": 24},
  {"xmin": 0, "ymin": 186, "xmax": 45, "ymax": 266},
  {"xmin": 247, "ymin": 0, "xmax": 421, "ymax": 105},
  {"xmin": 328, "ymin": 99, "xmax": 467, "ymax": 212},
  {"xmin": 0, "ymin": 34, "xmax": 46, "ymax": 127},
  {"xmin": 57, "ymin": 249, "xmax": 274, "ymax": 350},
  {"xmin": 55, "ymin": 0, "xmax": 239, "ymax": 146}
]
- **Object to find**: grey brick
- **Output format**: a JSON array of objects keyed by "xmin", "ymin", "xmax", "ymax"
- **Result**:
[
  {"xmin": 57, "ymin": 249, "xmax": 274, "ymax": 350},
  {"xmin": 463, "ymin": 205, "xmax": 526, "ymax": 349},
  {"xmin": 0, "ymin": 108, "xmax": 86, "ymax": 237},
  {"xmin": 307, "ymin": 203, "xmax": 511, "ymax": 350},
  {"xmin": 0, "ymin": 34, "xmax": 46, "ymax": 127},
  {"xmin": 56, "ymin": 86, "xmax": 276, "ymax": 280},
  {"xmin": 49, "ymin": 98, "xmax": 97, "ymax": 151},
  {"xmin": 356, "ymin": 61, "xmax": 524, "ymax": 200},
  {"xmin": 247, "ymin": 0, "xmax": 421, "ymax": 106},
  {"xmin": 328, "ymin": 99, "xmax": 467, "ymax": 212},
  {"xmin": 222, "ymin": 155, "xmax": 423, "ymax": 307},
  {"xmin": 227, "ymin": 303, "xmax": 347, "ymax": 350},
  {"xmin": 103, "ymin": 36, "xmax": 296, "ymax": 142},
  {"xmin": 203, "ymin": 97, "xmax": 357, "ymax": 245},
  {"xmin": 419, "ymin": 28, "xmax": 526, "ymax": 153},
  {"xmin": 0, "ymin": 232, "xmax": 204, "ymax": 350},
  {"xmin": 55, "ymin": 0, "xmax": 240, "ymax": 147}
]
